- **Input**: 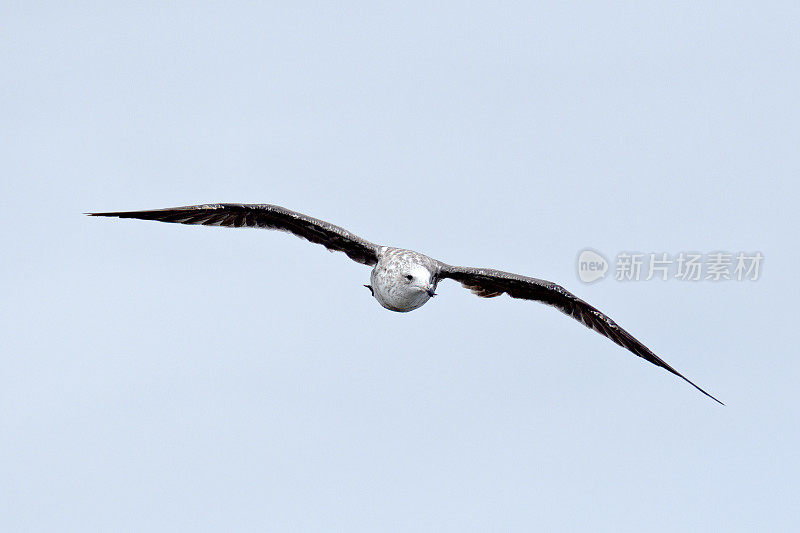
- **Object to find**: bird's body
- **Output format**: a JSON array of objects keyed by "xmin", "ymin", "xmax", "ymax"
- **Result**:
[
  {"xmin": 370, "ymin": 248, "xmax": 440, "ymax": 312},
  {"xmin": 89, "ymin": 203, "xmax": 723, "ymax": 404}
]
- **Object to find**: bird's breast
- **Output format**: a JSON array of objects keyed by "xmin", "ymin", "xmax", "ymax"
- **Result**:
[{"xmin": 370, "ymin": 269, "xmax": 430, "ymax": 313}]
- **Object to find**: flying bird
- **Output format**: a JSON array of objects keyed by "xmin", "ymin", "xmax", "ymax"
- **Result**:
[{"xmin": 89, "ymin": 203, "xmax": 722, "ymax": 404}]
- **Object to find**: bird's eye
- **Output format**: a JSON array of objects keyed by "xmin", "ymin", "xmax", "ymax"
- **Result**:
[{"xmin": 406, "ymin": 275, "xmax": 413, "ymax": 281}]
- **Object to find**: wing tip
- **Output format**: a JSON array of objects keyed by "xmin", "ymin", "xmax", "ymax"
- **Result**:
[
  {"xmin": 688, "ymin": 380, "xmax": 725, "ymax": 406},
  {"xmin": 86, "ymin": 211, "xmax": 124, "ymax": 217}
]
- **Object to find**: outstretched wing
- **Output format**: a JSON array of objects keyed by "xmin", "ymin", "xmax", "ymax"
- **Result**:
[
  {"xmin": 88, "ymin": 204, "xmax": 380, "ymax": 266},
  {"xmin": 438, "ymin": 264, "xmax": 723, "ymax": 404}
]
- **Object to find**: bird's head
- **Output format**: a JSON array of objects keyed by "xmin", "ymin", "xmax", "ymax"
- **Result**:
[{"xmin": 401, "ymin": 263, "xmax": 438, "ymax": 298}]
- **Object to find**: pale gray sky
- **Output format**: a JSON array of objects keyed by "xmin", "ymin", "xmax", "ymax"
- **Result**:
[{"xmin": 2, "ymin": 2, "xmax": 798, "ymax": 531}]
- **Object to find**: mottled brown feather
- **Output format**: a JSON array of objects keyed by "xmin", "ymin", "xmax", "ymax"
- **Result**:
[
  {"xmin": 439, "ymin": 264, "xmax": 723, "ymax": 404},
  {"xmin": 88, "ymin": 204, "xmax": 380, "ymax": 266}
]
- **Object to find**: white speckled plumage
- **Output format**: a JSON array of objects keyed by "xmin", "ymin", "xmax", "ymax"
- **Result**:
[{"xmin": 370, "ymin": 247, "xmax": 440, "ymax": 312}]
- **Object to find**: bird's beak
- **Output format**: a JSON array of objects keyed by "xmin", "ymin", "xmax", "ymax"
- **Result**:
[{"xmin": 426, "ymin": 288, "xmax": 437, "ymax": 297}]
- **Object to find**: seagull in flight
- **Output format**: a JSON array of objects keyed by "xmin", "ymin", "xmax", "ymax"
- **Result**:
[{"xmin": 89, "ymin": 203, "xmax": 722, "ymax": 404}]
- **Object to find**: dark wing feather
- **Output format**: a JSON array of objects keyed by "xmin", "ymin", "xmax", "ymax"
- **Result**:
[
  {"xmin": 439, "ymin": 264, "xmax": 723, "ymax": 404},
  {"xmin": 88, "ymin": 204, "xmax": 380, "ymax": 266}
]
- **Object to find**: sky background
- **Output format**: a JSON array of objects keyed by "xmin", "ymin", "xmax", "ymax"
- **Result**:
[{"xmin": 2, "ymin": 2, "xmax": 799, "ymax": 531}]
